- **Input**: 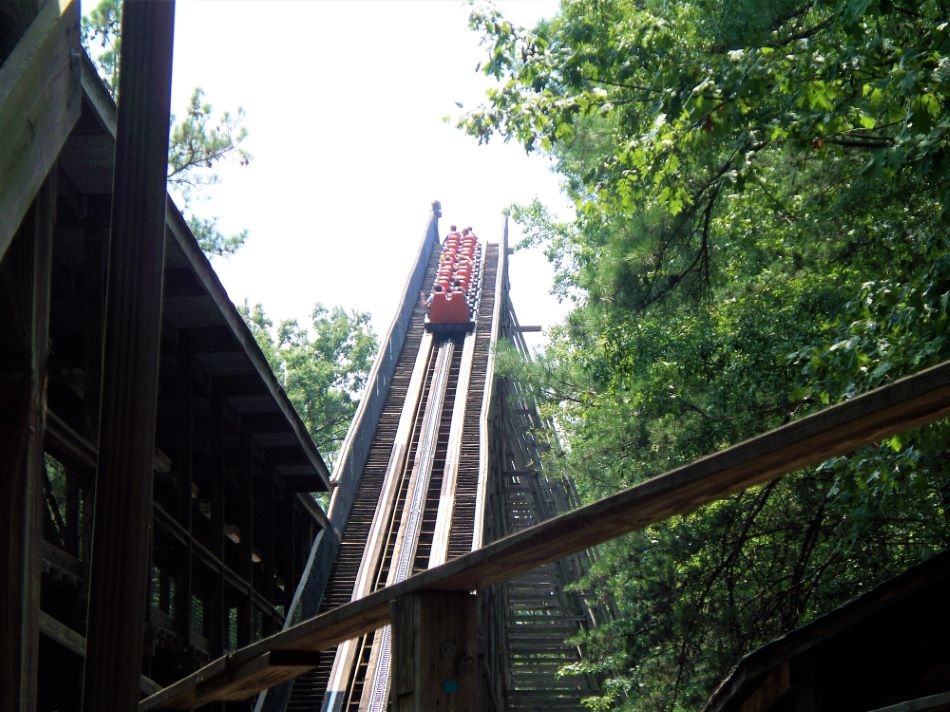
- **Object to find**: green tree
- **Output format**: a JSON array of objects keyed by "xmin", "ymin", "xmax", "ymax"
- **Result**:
[
  {"xmin": 240, "ymin": 302, "xmax": 378, "ymax": 464},
  {"xmin": 82, "ymin": 0, "xmax": 251, "ymax": 256},
  {"xmin": 464, "ymin": 1, "xmax": 950, "ymax": 709}
]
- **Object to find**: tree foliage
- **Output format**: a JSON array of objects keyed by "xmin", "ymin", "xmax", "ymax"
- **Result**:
[
  {"xmin": 82, "ymin": 0, "xmax": 251, "ymax": 256},
  {"xmin": 240, "ymin": 302, "xmax": 378, "ymax": 465},
  {"xmin": 464, "ymin": 1, "xmax": 950, "ymax": 709}
]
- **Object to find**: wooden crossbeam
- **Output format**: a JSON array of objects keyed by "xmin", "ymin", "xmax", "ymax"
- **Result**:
[
  {"xmin": 0, "ymin": 0, "xmax": 80, "ymax": 262},
  {"xmin": 141, "ymin": 360, "xmax": 950, "ymax": 710},
  {"xmin": 38, "ymin": 611, "xmax": 161, "ymax": 695}
]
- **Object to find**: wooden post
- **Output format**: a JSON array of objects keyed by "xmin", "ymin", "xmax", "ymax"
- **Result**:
[
  {"xmin": 259, "ymin": 475, "xmax": 278, "ymax": 635},
  {"xmin": 209, "ymin": 396, "xmax": 226, "ymax": 657},
  {"xmin": 173, "ymin": 337, "xmax": 194, "ymax": 648},
  {"xmin": 238, "ymin": 430, "xmax": 255, "ymax": 646},
  {"xmin": 391, "ymin": 591, "xmax": 479, "ymax": 712},
  {"xmin": 81, "ymin": 2, "xmax": 175, "ymax": 710},
  {"xmin": 0, "ymin": 175, "xmax": 55, "ymax": 712}
]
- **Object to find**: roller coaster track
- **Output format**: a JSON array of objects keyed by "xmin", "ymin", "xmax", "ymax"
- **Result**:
[
  {"xmin": 281, "ymin": 240, "xmax": 498, "ymax": 711},
  {"xmin": 136, "ymin": 211, "xmax": 950, "ymax": 712},
  {"xmin": 275, "ymin": 218, "xmax": 603, "ymax": 711}
]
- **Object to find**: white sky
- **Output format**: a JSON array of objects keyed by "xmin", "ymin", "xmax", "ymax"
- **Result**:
[{"xmin": 165, "ymin": 0, "xmax": 573, "ymax": 347}]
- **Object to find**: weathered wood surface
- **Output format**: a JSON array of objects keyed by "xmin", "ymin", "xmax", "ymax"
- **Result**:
[
  {"xmin": 0, "ymin": 0, "xmax": 79, "ymax": 262},
  {"xmin": 392, "ymin": 592, "xmax": 479, "ymax": 712},
  {"xmin": 81, "ymin": 2, "xmax": 176, "ymax": 710},
  {"xmin": 472, "ymin": 222, "xmax": 508, "ymax": 551},
  {"xmin": 428, "ymin": 332, "xmax": 475, "ymax": 568},
  {"xmin": 140, "ymin": 359, "xmax": 950, "ymax": 709}
]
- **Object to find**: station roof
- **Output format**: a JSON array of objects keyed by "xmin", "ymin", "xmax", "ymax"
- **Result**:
[{"xmin": 52, "ymin": 53, "xmax": 332, "ymax": 496}]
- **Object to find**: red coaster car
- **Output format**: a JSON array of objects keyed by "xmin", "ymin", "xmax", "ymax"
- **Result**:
[
  {"xmin": 429, "ymin": 289, "xmax": 471, "ymax": 326},
  {"xmin": 425, "ymin": 225, "xmax": 481, "ymax": 333}
]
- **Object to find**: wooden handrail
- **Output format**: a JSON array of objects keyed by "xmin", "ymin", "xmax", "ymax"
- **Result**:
[{"xmin": 141, "ymin": 360, "xmax": 950, "ymax": 709}]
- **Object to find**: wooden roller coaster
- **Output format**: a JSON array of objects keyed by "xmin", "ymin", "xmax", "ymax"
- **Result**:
[
  {"xmin": 3, "ymin": 6, "xmax": 950, "ymax": 712},
  {"xmin": 271, "ymin": 223, "xmax": 605, "ymax": 711},
  {"xmin": 139, "ymin": 214, "xmax": 950, "ymax": 712}
]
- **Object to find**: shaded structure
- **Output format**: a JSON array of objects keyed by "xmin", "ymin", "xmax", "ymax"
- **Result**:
[
  {"xmin": 703, "ymin": 550, "xmax": 950, "ymax": 712},
  {"xmin": 0, "ymin": 5, "xmax": 331, "ymax": 710}
]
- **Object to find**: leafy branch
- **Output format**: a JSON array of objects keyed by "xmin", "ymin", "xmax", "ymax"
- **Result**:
[{"xmin": 81, "ymin": 0, "xmax": 252, "ymax": 257}]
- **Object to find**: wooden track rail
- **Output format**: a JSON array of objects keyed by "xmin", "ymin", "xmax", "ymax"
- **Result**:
[{"xmin": 141, "ymin": 359, "xmax": 950, "ymax": 709}]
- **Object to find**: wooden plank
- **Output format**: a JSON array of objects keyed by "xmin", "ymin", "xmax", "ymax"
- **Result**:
[
  {"xmin": 295, "ymin": 490, "xmax": 332, "ymax": 533},
  {"xmin": 0, "ymin": 0, "xmax": 79, "ymax": 262},
  {"xmin": 140, "ymin": 359, "xmax": 950, "ymax": 709},
  {"xmin": 238, "ymin": 430, "xmax": 255, "ymax": 646},
  {"xmin": 0, "ymin": 174, "xmax": 55, "ymax": 712},
  {"xmin": 191, "ymin": 651, "xmax": 320, "ymax": 702},
  {"xmin": 209, "ymin": 396, "xmax": 227, "ymax": 656},
  {"xmin": 473, "ymin": 222, "xmax": 508, "ymax": 550},
  {"xmin": 45, "ymin": 410, "xmax": 97, "ymax": 468},
  {"xmin": 737, "ymin": 663, "xmax": 790, "ymax": 712},
  {"xmin": 173, "ymin": 336, "xmax": 195, "ymax": 643},
  {"xmin": 391, "ymin": 592, "xmax": 478, "ymax": 712},
  {"xmin": 81, "ymin": 3, "xmax": 176, "ymax": 711},
  {"xmin": 428, "ymin": 331, "xmax": 476, "ymax": 567}
]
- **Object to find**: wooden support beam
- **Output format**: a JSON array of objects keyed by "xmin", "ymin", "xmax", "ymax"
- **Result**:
[
  {"xmin": 140, "ymin": 359, "xmax": 950, "ymax": 710},
  {"xmin": 0, "ymin": 175, "xmax": 55, "ymax": 712},
  {"xmin": 238, "ymin": 430, "xmax": 255, "ymax": 646},
  {"xmin": 391, "ymin": 592, "xmax": 478, "ymax": 712},
  {"xmin": 39, "ymin": 611, "xmax": 162, "ymax": 695},
  {"xmin": 80, "ymin": 225, "xmax": 107, "ymax": 438},
  {"xmin": 0, "ymin": 0, "xmax": 79, "ymax": 262},
  {"xmin": 174, "ymin": 336, "xmax": 195, "ymax": 646},
  {"xmin": 209, "ymin": 396, "xmax": 227, "ymax": 657},
  {"xmin": 259, "ymin": 474, "xmax": 278, "ymax": 636},
  {"xmin": 81, "ymin": 3, "xmax": 176, "ymax": 711}
]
